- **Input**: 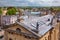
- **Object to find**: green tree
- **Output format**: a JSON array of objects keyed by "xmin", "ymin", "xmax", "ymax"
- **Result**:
[
  {"xmin": 6, "ymin": 8, "xmax": 17, "ymax": 15},
  {"xmin": 0, "ymin": 8, "xmax": 2, "ymax": 15}
]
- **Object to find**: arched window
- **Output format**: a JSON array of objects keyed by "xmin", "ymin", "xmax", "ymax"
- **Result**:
[
  {"xmin": 45, "ymin": 37, "xmax": 47, "ymax": 40},
  {"xmin": 16, "ymin": 28, "xmax": 21, "ymax": 32},
  {"xmin": 24, "ymin": 36, "xmax": 27, "ymax": 38},
  {"xmin": 9, "ymin": 38, "xmax": 12, "ymax": 40},
  {"xmin": 57, "ymin": 20, "xmax": 60, "ymax": 22},
  {"xmin": 28, "ymin": 37, "xmax": 31, "ymax": 39}
]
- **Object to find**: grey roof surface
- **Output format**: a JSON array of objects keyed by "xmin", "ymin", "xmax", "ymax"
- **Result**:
[
  {"xmin": 38, "ymin": 25, "xmax": 52, "ymax": 35},
  {"xmin": 21, "ymin": 15, "xmax": 53, "ymax": 29},
  {"xmin": 17, "ymin": 14, "xmax": 53, "ymax": 37}
]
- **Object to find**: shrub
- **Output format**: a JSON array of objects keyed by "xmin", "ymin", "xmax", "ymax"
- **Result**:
[{"xmin": 0, "ymin": 8, "xmax": 2, "ymax": 15}]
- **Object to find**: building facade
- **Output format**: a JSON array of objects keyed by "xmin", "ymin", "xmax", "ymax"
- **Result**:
[
  {"xmin": 3, "ymin": 22, "xmax": 59, "ymax": 40},
  {"xmin": 4, "ymin": 24, "xmax": 38, "ymax": 40}
]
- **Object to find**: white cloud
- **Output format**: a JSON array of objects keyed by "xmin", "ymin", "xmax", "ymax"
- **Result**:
[
  {"xmin": 28, "ymin": 0, "xmax": 34, "ymax": 2},
  {"xmin": 0, "ymin": 0, "xmax": 60, "ymax": 7}
]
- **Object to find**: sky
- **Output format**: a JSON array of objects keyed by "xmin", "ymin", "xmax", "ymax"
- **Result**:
[{"xmin": 0, "ymin": 0, "xmax": 60, "ymax": 7}]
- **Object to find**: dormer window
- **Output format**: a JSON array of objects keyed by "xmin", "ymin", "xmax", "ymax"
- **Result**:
[
  {"xmin": 57, "ymin": 19, "xmax": 60, "ymax": 22},
  {"xmin": 48, "ymin": 19, "xmax": 50, "ymax": 21},
  {"xmin": 16, "ymin": 28, "xmax": 21, "ymax": 33}
]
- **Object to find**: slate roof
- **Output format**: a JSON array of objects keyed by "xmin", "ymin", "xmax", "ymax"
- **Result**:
[
  {"xmin": 16, "ymin": 14, "xmax": 53, "ymax": 37},
  {"xmin": 20, "ymin": 14, "xmax": 53, "ymax": 29}
]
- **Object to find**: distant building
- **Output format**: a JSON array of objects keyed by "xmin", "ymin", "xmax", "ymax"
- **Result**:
[
  {"xmin": 56, "ymin": 12, "xmax": 60, "ymax": 40},
  {"xmin": 31, "ymin": 8, "xmax": 38, "ymax": 12},
  {"xmin": 0, "ymin": 15, "xmax": 18, "ymax": 26},
  {"xmin": 30, "ymin": 12, "xmax": 41, "ymax": 16},
  {"xmin": 2, "ymin": 15, "xmax": 59, "ymax": 40},
  {"xmin": 2, "ymin": 8, "xmax": 7, "ymax": 15},
  {"xmin": 56, "ymin": 12, "xmax": 60, "ymax": 22}
]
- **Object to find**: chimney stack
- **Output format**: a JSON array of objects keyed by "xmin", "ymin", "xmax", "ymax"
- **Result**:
[{"xmin": 36, "ymin": 22, "xmax": 39, "ymax": 33}]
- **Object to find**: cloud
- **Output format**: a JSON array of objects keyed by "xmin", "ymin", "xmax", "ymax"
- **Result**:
[{"xmin": 0, "ymin": 0, "xmax": 60, "ymax": 7}]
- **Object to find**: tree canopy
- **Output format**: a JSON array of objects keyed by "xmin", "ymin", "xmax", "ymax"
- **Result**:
[
  {"xmin": 6, "ymin": 7, "xmax": 17, "ymax": 15},
  {"xmin": 0, "ymin": 8, "xmax": 2, "ymax": 15}
]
